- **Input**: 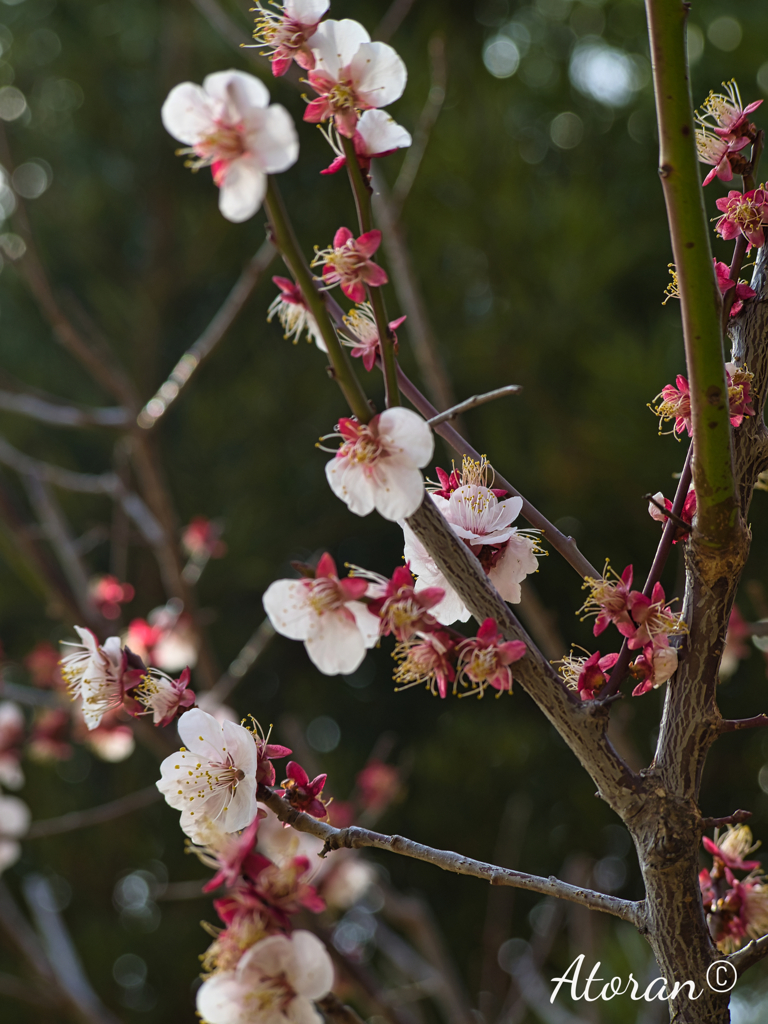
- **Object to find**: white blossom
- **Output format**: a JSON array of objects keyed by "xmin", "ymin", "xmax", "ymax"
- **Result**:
[
  {"xmin": 59, "ymin": 626, "xmax": 125, "ymax": 731},
  {"xmin": 197, "ymin": 931, "xmax": 333, "ymax": 1024},
  {"xmin": 162, "ymin": 70, "xmax": 299, "ymax": 222},
  {"xmin": 156, "ymin": 708, "xmax": 258, "ymax": 840},
  {"xmin": 0, "ymin": 701, "xmax": 24, "ymax": 789},
  {"xmin": 325, "ymin": 409, "xmax": 434, "ymax": 521},
  {"xmin": 0, "ymin": 795, "xmax": 30, "ymax": 875}
]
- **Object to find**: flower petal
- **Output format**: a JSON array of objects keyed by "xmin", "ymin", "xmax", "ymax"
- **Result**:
[
  {"xmin": 217, "ymin": 157, "xmax": 267, "ymax": 222},
  {"xmin": 245, "ymin": 104, "xmax": 299, "ymax": 174},
  {"xmin": 308, "ymin": 19, "xmax": 370, "ymax": 79},
  {"xmin": 356, "ymin": 109, "xmax": 412, "ymax": 156},
  {"xmin": 203, "ymin": 69, "xmax": 270, "ymax": 116},
  {"xmin": 305, "ymin": 611, "xmax": 367, "ymax": 674},
  {"xmin": 263, "ymin": 579, "xmax": 313, "ymax": 640},
  {"xmin": 161, "ymin": 82, "xmax": 213, "ymax": 144},
  {"xmin": 285, "ymin": 0, "xmax": 330, "ymax": 22},
  {"xmin": 378, "ymin": 407, "xmax": 434, "ymax": 467},
  {"xmin": 350, "ymin": 41, "xmax": 407, "ymax": 108}
]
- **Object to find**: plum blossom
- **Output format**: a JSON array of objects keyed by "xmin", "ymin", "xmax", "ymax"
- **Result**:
[
  {"xmin": 183, "ymin": 516, "xmax": 227, "ymax": 560},
  {"xmin": 0, "ymin": 795, "xmax": 30, "ymax": 875},
  {"xmin": 404, "ymin": 458, "xmax": 539, "ymax": 624},
  {"xmin": 59, "ymin": 627, "xmax": 138, "ymax": 730},
  {"xmin": 251, "ymin": 0, "xmax": 329, "ymax": 76},
  {"xmin": 456, "ymin": 619, "xmax": 526, "ymax": 698},
  {"xmin": 125, "ymin": 602, "xmax": 199, "ymax": 672},
  {"xmin": 262, "ymin": 553, "xmax": 380, "ymax": 675},
  {"xmin": 705, "ymin": 825, "xmax": 761, "ymax": 874},
  {"xmin": 358, "ymin": 564, "xmax": 444, "ymax": 641},
  {"xmin": 313, "ymin": 226, "xmax": 388, "ymax": 303},
  {"xmin": 625, "ymin": 582, "xmax": 686, "ymax": 651},
  {"xmin": 339, "ymin": 302, "xmax": 406, "ymax": 372},
  {"xmin": 356, "ymin": 759, "xmax": 401, "ymax": 813},
  {"xmin": 88, "ymin": 575, "xmax": 134, "ymax": 620},
  {"xmin": 267, "ymin": 275, "xmax": 326, "ymax": 350},
  {"xmin": 697, "ymin": 80, "xmax": 762, "ymax": 139},
  {"xmin": 131, "ymin": 666, "xmax": 196, "ymax": 727},
  {"xmin": 714, "ymin": 259, "xmax": 756, "ymax": 317},
  {"xmin": 192, "ymin": 818, "xmax": 269, "ymax": 893},
  {"xmin": 695, "ymin": 129, "xmax": 750, "ymax": 186},
  {"xmin": 715, "ymin": 188, "xmax": 768, "ymax": 251},
  {"xmin": 726, "ymin": 363, "xmax": 756, "ymax": 427},
  {"xmin": 25, "ymin": 641, "xmax": 64, "ymax": 689},
  {"xmin": 305, "ymin": 19, "xmax": 407, "ymax": 137},
  {"xmin": 651, "ymin": 368, "xmax": 754, "ymax": 437},
  {"xmin": 196, "ymin": 931, "xmax": 333, "ymax": 1024},
  {"xmin": 578, "ymin": 563, "xmax": 635, "ymax": 636},
  {"xmin": 27, "ymin": 708, "xmax": 72, "ymax": 763},
  {"xmin": 324, "ymin": 409, "xmax": 434, "ymax": 521},
  {"xmin": 321, "ymin": 109, "xmax": 412, "ymax": 174},
  {"xmin": 393, "ymin": 629, "xmax": 457, "ymax": 698},
  {"xmin": 280, "ymin": 761, "xmax": 329, "ymax": 819},
  {"xmin": 156, "ymin": 708, "xmax": 259, "ymax": 840},
  {"xmin": 629, "ymin": 643, "xmax": 679, "ymax": 697},
  {"xmin": 79, "ymin": 711, "xmax": 136, "ymax": 762},
  {"xmin": 648, "ymin": 487, "xmax": 696, "ymax": 543},
  {"xmin": 161, "ymin": 70, "xmax": 299, "ymax": 222},
  {"xmin": 558, "ymin": 650, "xmax": 619, "ymax": 701},
  {"xmin": 0, "ymin": 702, "xmax": 24, "ymax": 789}
]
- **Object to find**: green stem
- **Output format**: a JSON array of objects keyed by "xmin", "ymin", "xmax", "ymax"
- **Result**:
[
  {"xmin": 264, "ymin": 177, "xmax": 371, "ymax": 424},
  {"xmin": 645, "ymin": 0, "xmax": 737, "ymax": 548},
  {"xmin": 341, "ymin": 135, "xmax": 400, "ymax": 408}
]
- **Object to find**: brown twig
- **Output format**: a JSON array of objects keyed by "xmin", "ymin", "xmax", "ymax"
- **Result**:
[
  {"xmin": 258, "ymin": 786, "xmax": 644, "ymax": 925},
  {"xmin": 137, "ymin": 240, "xmax": 276, "ymax": 429},
  {"xmin": 644, "ymin": 493, "xmax": 691, "ymax": 533},
  {"xmin": 427, "ymin": 385, "xmax": 521, "ymax": 426},
  {"xmin": 700, "ymin": 809, "xmax": 752, "ymax": 830},
  {"xmin": 718, "ymin": 715, "xmax": 768, "ymax": 733},
  {"xmin": 729, "ymin": 932, "xmax": 768, "ymax": 976},
  {"xmin": 0, "ymin": 390, "xmax": 129, "ymax": 428},
  {"xmin": 26, "ymin": 786, "xmax": 161, "ymax": 840}
]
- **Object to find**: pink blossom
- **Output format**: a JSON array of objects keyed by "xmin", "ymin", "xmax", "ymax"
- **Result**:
[
  {"xmin": 715, "ymin": 188, "xmax": 768, "ymax": 251},
  {"xmin": 578, "ymin": 564, "xmax": 635, "ymax": 637},
  {"xmin": 196, "ymin": 931, "xmax": 334, "ymax": 1024},
  {"xmin": 714, "ymin": 259, "xmax": 756, "ymax": 317},
  {"xmin": 304, "ymin": 19, "xmax": 407, "ymax": 137},
  {"xmin": 27, "ymin": 708, "xmax": 72, "ymax": 763},
  {"xmin": 79, "ymin": 711, "xmax": 136, "ymax": 762},
  {"xmin": 125, "ymin": 604, "xmax": 198, "ymax": 673},
  {"xmin": 393, "ymin": 630, "xmax": 457, "ymax": 698},
  {"xmin": 182, "ymin": 516, "xmax": 227, "ymax": 560},
  {"xmin": 364, "ymin": 564, "xmax": 444, "ymax": 641},
  {"xmin": 456, "ymin": 618, "xmax": 526, "ymax": 698},
  {"xmin": 648, "ymin": 488, "xmax": 696, "ymax": 543},
  {"xmin": 267, "ymin": 275, "xmax": 326, "ymax": 350},
  {"xmin": 726, "ymin": 363, "xmax": 756, "ymax": 427},
  {"xmin": 325, "ymin": 408, "xmax": 434, "ymax": 521},
  {"xmin": 253, "ymin": 729, "xmax": 292, "ymax": 787},
  {"xmin": 251, "ymin": 0, "xmax": 329, "ymax": 76},
  {"xmin": 321, "ymin": 108, "xmax": 412, "ymax": 174},
  {"xmin": 24, "ymin": 642, "xmax": 64, "ymax": 689},
  {"xmin": 130, "ymin": 665, "xmax": 196, "ymax": 728},
  {"xmin": 0, "ymin": 702, "xmax": 24, "ymax": 789},
  {"xmin": 339, "ymin": 301, "xmax": 406, "ymax": 372},
  {"xmin": 629, "ymin": 642, "xmax": 679, "ymax": 696},
  {"xmin": 697, "ymin": 80, "xmax": 762, "ymax": 139},
  {"xmin": 704, "ymin": 826, "xmax": 762, "ymax": 874},
  {"xmin": 280, "ymin": 761, "xmax": 329, "ymax": 819},
  {"xmin": 195, "ymin": 817, "xmax": 270, "ymax": 893},
  {"xmin": 88, "ymin": 574, "xmax": 134, "ymax": 620},
  {"xmin": 558, "ymin": 650, "xmax": 619, "ymax": 701},
  {"xmin": 651, "ymin": 375, "xmax": 691, "ymax": 436},
  {"xmin": 356, "ymin": 759, "xmax": 401, "ymax": 812},
  {"xmin": 161, "ymin": 70, "xmax": 299, "ymax": 222},
  {"xmin": 59, "ymin": 627, "xmax": 141, "ymax": 730},
  {"xmin": 626, "ymin": 582, "xmax": 685, "ymax": 650},
  {"xmin": 696, "ymin": 128, "xmax": 750, "ymax": 186},
  {"xmin": 263, "ymin": 552, "xmax": 380, "ymax": 675},
  {"xmin": 313, "ymin": 226, "xmax": 388, "ymax": 303}
]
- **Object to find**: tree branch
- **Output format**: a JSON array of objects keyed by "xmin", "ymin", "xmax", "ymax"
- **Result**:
[
  {"xmin": 0, "ymin": 390, "xmax": 129, "ymax": 428},
  {"xmin": 427, "ymin": 385, "xmax": 521, "ymax": 425},
  {"xmin": 258, "ymin": 786, "xmax": 644, "ymax": 926},
  {"xmin": 729, "ymin": 933, "xmax": 768, "ymax": 977},
  {"xmin": 645, "ymin": 0, "xmax": 737, "ymax": 548},
  {"xmin": 137, "ymin": 240, "xmax": 276, "ymax": 429},
  {"xmin": 718, "ymin": 715, "xmax": 768, "ymax": 733},
  {"xmin": 26, "ymin": 786, "xmax": 161, "ymax": 840}
]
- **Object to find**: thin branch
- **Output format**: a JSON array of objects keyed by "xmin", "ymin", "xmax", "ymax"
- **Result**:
[
  {"xmin": 427, "ymin": 385, "xmax": 521, "ymax": 426},
  {"xmin": 204, "ymin": 617, "xmax": 276, "ymax": 708},
  {"xmin": 645, "ymin": 0, "xmax": 737, "ymax": 547},
  {"xmin": 644, "ymin": 493, "xmax": 691, "ymax": 533},
  {"xmin": 0, "ymin": 678, "xmax": 66, "ymax": 707},
  {"xmin": 0, "ymin": 390, "xmax": 129, "ymax": 428},
  {"xmin": 718, "ymin": 715, "xmax": 768, "ymax": 733},
  {"xmin": 600, "ymin": 446, "xmax": 693, "ymax": 701},
  {"xmin": 391, "ymin": 34, "xmax": 447, "ymax": 214},
  {"xmin": 23, "ymin": 874, "xmax": 122, "ymax": 1024},
  {"xmin": 729, "ymin": 933, "xmax": 768, "ymax": 976},
  {"xmin": 137, "ymin": 240, "xmax": 276, "ymax": 429},
  {"xmin": 26, "ymin": 786, "xmax": 161, "ymax": 839},
  {"xmin": 258, "ymin": 786, "xmax": 644, "ymax": 926},
  {"xmin": 700, "ymin": 809, "xmax": 752, "ymax": 830},
  {"xmin": 373, "ymin": 0, "xmax": 417, "ymax": 41}
]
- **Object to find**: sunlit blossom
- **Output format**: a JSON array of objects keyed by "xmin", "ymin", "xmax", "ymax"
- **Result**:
[
  {"xmin": 267, "ymin": 275, "xmax": 327, "ymax": 350},
  {"xmin": 251, "ymin": 0, "xmax": 329, "ymax": 77},
  {"xmin": 312, "ymin": 226, "xmax": 388, "ymax": 303}
]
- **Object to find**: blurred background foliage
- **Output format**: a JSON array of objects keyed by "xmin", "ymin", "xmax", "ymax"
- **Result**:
[{"xmin": 1, "ymin": 0, "xmax": 768, "ymax": 1021}]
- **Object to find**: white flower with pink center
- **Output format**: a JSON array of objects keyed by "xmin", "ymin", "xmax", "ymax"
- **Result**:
[
  {"xmin": 196, "ymin": 930, "xmax": 333, "ymax": 1024},
  {"xmin": 59, "ymin": 626, "xmax": 126, "ymax": 730},
  {"xmin": 262, "ymin": 553, "xmax": 380, "ymax": 675},
  {"xmin": 305, "ymin": 19, "xmax": 407, "ymax": 137},
  {"xmin": 324, "ymin": 409, "xmax": 434, "ymax": 521},
  {"xmin": 402, "ymin": 459, "xmax": 539, "ymax": 624},
  {"xmin": 156, "ymin": 708, "xmax": 258, "ymax": 840},
  {"xmin": 162, "ymin": 70, "xmax": 299, "ymax": 223},
  {"xmin": 321, "ymin": 109, "xmax": 412, "ymax": 174},
  {"xmin": 0, "ymin": 795, "xmax": 30, "ymax": 875},
  {"xmin": 252, "ymin": 0, "xmax": 329, "ymax": 77}
]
